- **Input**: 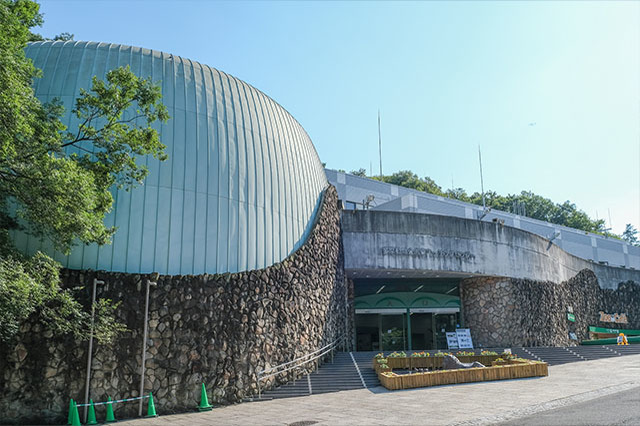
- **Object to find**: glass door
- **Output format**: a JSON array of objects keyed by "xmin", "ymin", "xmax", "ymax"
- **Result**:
[
  {"xmin": 380, "ymin": 314, "xmax": 406, "ymax": 351},
  {"xmin": 434, "ymin": 313, "xmax": 459, "ymax": 349},
  {"xmin": 355, "ymin": 314, "xmax": 379, "ymax": 351},
  {"xmin": 409, "ymin": 313, "xmax": 434, "ymax": 350}
]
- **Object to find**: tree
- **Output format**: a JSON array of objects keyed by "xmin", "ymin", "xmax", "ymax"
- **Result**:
[
  {"xmin": 350, "ymin": 168, "xmax": 367, "ymax": 177},
  {"xmin": 0, "ymin": 0, "xmax": 168, "ymax": 343},
  {"xmin": 52, "ymin": 32, "xmax": 73, "ymax": 41},
  {"xmin": 622, "ymin": 224, "xmax": 639, "ymax": 246}
]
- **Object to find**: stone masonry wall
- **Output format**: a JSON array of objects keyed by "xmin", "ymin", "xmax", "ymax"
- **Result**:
[
  {"xmin": 461, "ymin": 270, "xmax": 640, "ymax": 348},
  {"xmin": 0, "ymin": 186, "xmax": 347, "ymax": 425}
]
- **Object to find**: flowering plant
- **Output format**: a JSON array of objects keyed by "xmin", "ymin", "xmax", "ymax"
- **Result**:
[
  {"xmin": 387, "ymin": 351, "xmax": 407, "ymax": 358},
  {"xmin": 434, "ymin": 352, "xmax": 451, "ymax": 357},
  {"xmin": 456, "ymin": 351, "xmax": 475, "ymax": 356},
  {"xmin": 411, "ymin": 351, "xmax": 430, "ymax": 357},
  {"xmin": 376, "ymin": 358, "xmax": 388, "ymax": 364},
  {"xmin": 481, "ymin": 350, "xmax": 498, "ymax": 355},
  {"xmin": 380, "ymin": 371, "xmax": 398, "ymax": 377},
  {"xmin": 374, "ymin": 353, "xmax": 385, "ymax": 359}
]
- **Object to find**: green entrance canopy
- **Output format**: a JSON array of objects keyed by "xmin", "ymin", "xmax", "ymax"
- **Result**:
[{"xmin": 355, "ymin": 292, "xmax": 460, "ymax": 311}]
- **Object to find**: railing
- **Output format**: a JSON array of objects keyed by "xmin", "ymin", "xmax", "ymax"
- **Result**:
[{"xmin": 256, "ymin": 336, "xmax": 344, "ymax": 399}]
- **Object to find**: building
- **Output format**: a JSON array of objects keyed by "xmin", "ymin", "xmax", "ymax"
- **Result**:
[
  {"xmin": 326, "ymin": 170, "xmax": 640, "ymax": 351},
  {"xmin": 2, "ymin": 40, "xmax": 640, "ymax": 423},
  {"xmin": 19, "ymin": 40, "xmax": 328, "ymax": 276}
]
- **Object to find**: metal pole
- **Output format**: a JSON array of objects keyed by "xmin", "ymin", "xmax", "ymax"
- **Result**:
[
  {"xmin": 406, "ymin": 308, "xmax": 412, "ymax": 351},
  {"xmin": 138, "ymin": 279, "xmax": 155, "ymax": 416},
  {"xmin": 478, "ymin": 145, "xmax": 486, "ymax": 210},
  {"xmin": 378, "ymin": 110, "xmax": 383, "ymax": 178},
  {"xmin": 84, "ymin": 278, "xmax": 103, "ymax": 423}
]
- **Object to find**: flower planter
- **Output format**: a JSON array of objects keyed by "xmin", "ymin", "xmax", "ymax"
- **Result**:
[
  {"xmin": 382, "ymin": 355, "xmax": 502, "ymax": 371},
  {"xmin": 387, "ymin": 357, "xmax": 410, "ymax": 369},
  {"xmin": 379, "ymin": 373, "xmax": 403, "ymax": 390},
  {"xmin": 378, "ymin": 361, "xmax": 549, "ymax": 390}
]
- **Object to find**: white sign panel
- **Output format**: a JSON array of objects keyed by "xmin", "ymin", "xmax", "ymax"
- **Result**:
[
  {"xmin": 446, "ymin": 332, "xmax": 459, "ymax": 349},
  {"xmin": 456, "ymin": 328, "xmax": 474, "ymax": 349}
]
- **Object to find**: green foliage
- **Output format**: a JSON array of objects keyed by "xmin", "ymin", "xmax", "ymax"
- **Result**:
[
  {"xmin": 2, "ymin": 64, "xmax": 169, "ymax": 251},
  {"xmin": 371, "ymin": 170, "xmax": 446, "ymax": 196},
  {"xmin": 0, "ymin": 0, "xmax": 167, "ymax": 343},
  {"xmin": 52, "ymin": 32, "xmax": 73, "ymax": 41},
  {"xmin": 622, "ymin": 224, "xmax": 639, "ymax": 246},
  {"xmin": 0, "ymin": 252, "xmax": 125, "ymax": 343}
]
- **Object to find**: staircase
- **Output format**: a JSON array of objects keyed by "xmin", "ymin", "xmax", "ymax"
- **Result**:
[
  {"xmin": 253, "ymin": 344, "xmax": 640, "ymax": 401},
  {"xmin": 257, "ymin": 352, "xmax": 368, "ymax": 400}
]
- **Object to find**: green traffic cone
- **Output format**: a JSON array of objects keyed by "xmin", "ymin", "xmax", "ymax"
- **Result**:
[
  {"xmin": 105, "ymin": 396, "xmax": 117, "ymax": 423},
  {"xmin": 86, "ymin": 399, "xmax": 98, "ymax": 425},
  {"xmin": 70, "ymin": 401, "xmax": 81, "ymax": 426},
  {"xmin": 197, "ymin": 383, "xmax": 212, "ymax": 411},
  {"xmin": 67, "ymin": 399, "xmax": 74, "ymax": 425},
  {"xmin": 145, "ymin": 392, "xmax": 157, "ymax": 417}
]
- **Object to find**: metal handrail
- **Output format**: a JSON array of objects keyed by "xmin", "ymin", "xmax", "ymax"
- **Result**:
[
  {"xmin": 258, "ymin": 338, "xmax": 340, "ymax": 375},
  {"xmin": 257, "ymin": 336, "xmax": 344, "ymax": 398}
]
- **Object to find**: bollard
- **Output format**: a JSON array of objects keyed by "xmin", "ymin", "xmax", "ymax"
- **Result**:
[
  {"xmin": 86, "ymin": 400, "xmax": 98, "ymax": 425},
  {"xmin": 105, "ymin": 397, "xmax": 116, "ymax": 423},
  {"xmin": 197, "ymin": 383, "xmax": 213, "ymax": 412},
  {"xmin": 146, "ymin": 393, "xmax": 157, "ymax": 417}
]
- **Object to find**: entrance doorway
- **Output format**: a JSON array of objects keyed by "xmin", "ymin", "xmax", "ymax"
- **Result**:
[{"xmin": 355, "ymin": 311, "xmax": 459, "ymax": 351}]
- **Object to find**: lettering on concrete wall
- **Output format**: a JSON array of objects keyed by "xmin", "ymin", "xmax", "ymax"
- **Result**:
[
  {"xmin": 599, "ymin": 311, "xmax": 628, "ymax": 324},
  {"xmin": 380, "ymin": 247, "xmax": 475, "ymax": 261}
]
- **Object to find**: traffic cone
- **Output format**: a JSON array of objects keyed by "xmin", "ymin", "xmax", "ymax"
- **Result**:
[
  {"xmin": 67, "ymin": 399, "xmax": 74, "ymax": 425},
  {"xmin": 70, "ymin": 401, "xmax": 81, "ymax": 426},
  {"xmin": 197, "ymin": 383, "xmax": 212, "ymax": 411},
  {"xmin": 86, "ymin": 399, "xmax": 98, "ymax": 425},
  {"xmin": 145, "ymin": 392, "xmax": 157, "ymax": 417},
  {"xmin": 105, "ymin": 396, "xmax": 117, "ymax": 423}
]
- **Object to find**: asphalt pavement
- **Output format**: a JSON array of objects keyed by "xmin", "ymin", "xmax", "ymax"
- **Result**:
[{"xmin": 496, "ymin": 386, "xmax": 640, "ymax": 426}]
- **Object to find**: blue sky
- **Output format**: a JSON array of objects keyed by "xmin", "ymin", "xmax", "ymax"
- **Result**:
[{"xmin": 37, "ymin": 0, "xmax": 639, "ymax": 234}]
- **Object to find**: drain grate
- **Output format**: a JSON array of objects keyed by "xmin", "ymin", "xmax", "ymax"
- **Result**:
[{"xmin": 288, "ymin": 421, "xmax": 318, "ymax": 426}]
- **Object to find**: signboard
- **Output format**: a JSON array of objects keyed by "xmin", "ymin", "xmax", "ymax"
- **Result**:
[
  {"xmin": 567, "ymin": 313, "xmax": 575, "ymax": 322},
  {"xmin": 446, "ymin": 332, "xmax": 459, "ymax": 349},
  {"xmin": 589, "ymin": 326, "xmax": 640, "ymax": 336},
  {"xmin": 456, "ymin": 328, "xmax": 474, "ymax": 349},
  {"xmin": 599, "ymin": 311, "xmax": 628, "ymax": 324},
  {"xmin": 569, "ymin": 332, "xmax": 578, "ymax": 341}
]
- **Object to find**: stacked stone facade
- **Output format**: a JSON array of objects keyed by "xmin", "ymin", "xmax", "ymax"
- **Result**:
[
  {"xmin": 461, "ymin": 270, "xmax": 640, "ymax": 348},
  {"xmin": 0, "ymin": 186, "xmax": 347, "ymax": 425}
]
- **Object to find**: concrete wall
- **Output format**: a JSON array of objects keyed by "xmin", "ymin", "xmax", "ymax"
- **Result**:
[
  {"xmin": 327, "ymin": 169, "xmax": 640, "ymax": 269},
  {"xmin": 341, "ymin": 210, "xmax": 640, "ymax": 289}
]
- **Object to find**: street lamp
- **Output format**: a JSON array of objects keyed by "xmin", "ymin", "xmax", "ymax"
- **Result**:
[
  {"xmin": 138, "ymin": 278, "xmax": 157, "ymax": 416},
  {"xmin": 84, "ymin": 278, "xmax": 104, "ymax": 423}
]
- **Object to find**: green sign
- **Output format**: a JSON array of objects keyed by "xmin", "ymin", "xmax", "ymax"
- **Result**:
[
  {"xmin": 567, "ymin": 313, "xmax": 575, "ymax": 322},
  {"xmin": 589, "ymin": 326, "xmax": 640, "ymax": 336}
]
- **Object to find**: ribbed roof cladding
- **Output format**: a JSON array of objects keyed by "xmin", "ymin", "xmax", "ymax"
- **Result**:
[{"xmin": 19, "ymin": 41, "xmax": 328, "ymax": 275}]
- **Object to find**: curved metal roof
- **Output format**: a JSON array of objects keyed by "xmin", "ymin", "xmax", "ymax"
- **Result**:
[{"xmin": 18, "ymin": 41, "xmax": 327, "ymax": 275}]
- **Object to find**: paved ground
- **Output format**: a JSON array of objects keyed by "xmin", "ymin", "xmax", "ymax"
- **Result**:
[
  {"xmin": 122, "ymin": 354, "xmax": 640, "ymax": 426},
  {"xmin": 497, "ymin": 385, "xmax": 640, "ymax": 426}
]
